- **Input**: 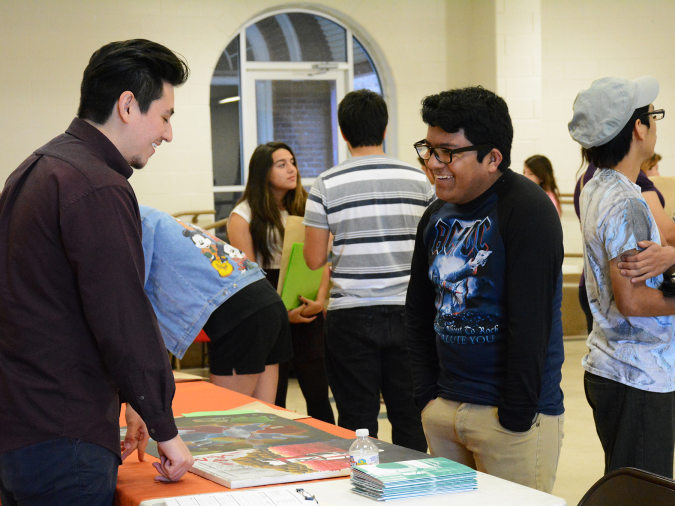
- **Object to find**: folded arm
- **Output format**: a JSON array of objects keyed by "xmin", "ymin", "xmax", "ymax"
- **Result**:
[
  {"xmin": 618, "ymin": 241, "xmax": 675, "ymax": 282},
  {"xmin": 611, "ymin": 251, "xmax": 675, "ymax": 317}
]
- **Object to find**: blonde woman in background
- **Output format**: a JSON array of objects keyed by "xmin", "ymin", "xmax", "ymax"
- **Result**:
[{"xmin": 641, "ymin": 153, "xmax": 662, "ymax": 177}]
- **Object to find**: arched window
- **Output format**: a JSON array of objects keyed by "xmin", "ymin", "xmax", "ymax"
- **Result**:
[{"xmin": 210, "ymin": 10, "xmax": 385, "ymax": 222}]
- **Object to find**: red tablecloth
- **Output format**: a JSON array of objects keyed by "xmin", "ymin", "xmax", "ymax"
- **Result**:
[{"xmin": 115, "ymin": 381, "xmax": 353, "ymax": 506}]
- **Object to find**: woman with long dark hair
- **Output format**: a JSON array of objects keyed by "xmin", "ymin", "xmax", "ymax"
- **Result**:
[
  {"xmin": 523, "ymin": 155, "xmax": 562, "ymax": 217},
  {"xmin": 228, "ymin": 142, "xmax": 335, "ymax": 424}
]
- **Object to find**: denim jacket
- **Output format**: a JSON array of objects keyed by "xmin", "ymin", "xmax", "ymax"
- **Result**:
[{"xmin": 140, "ymin": 206, "xmax": 264, "ymax": 358}]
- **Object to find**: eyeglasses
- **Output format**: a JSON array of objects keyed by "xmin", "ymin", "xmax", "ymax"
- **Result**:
[
  {"xmin": 642, "ymin": 109, "xmax": 665, "ymax": 121},
  {"xmin": 414, "ymin": 140, "xmax": 494, "ymax": 164}
]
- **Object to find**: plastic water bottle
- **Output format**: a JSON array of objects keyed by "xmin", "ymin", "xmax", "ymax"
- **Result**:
[{"xmin": 349, "ymin": 428, "xmax": 379, "ymax": 468}]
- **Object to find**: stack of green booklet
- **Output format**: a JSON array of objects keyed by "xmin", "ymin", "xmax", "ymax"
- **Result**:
[{"xmin": 350, "ymin": 457, "xmax": 477, "ymax": 501}]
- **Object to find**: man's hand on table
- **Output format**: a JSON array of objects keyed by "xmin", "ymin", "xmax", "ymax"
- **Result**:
[
  {"xmin": 154, "ymin": 435, "xmax": 195, "ymax": 482},
  {"xmin": 122, "ymin": 403, "xmax": 149, "ymax": 462}
]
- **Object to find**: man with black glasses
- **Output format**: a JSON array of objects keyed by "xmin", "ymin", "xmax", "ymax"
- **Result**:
[
  {"xmin": 405, "ymin": 87, "xmax": 565, "ymax": 492},
  {"xmin": 570, "ymin": 76, "xmax": 675, "ymax": 478}
]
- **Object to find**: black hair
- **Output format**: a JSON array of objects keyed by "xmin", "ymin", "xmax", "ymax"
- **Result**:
[
  {"xmin": 524, "ymin": 155, "xmax": 561, "ymax": 210},
  {"xmin": 586, "ymin": 106, "xmax": 650, "ymax": 169},
  {"xmin": 421, "ymin": 86, "xmax": 513, "ymax": 172},
  {"xmin": 236, "ymin": 142, "xmax": 307, "ymax": 268},
  {"xmin": 77, "ymin": 39, "xmax": 190, "ymax": 125},
  {"xmin": 337, "ymin": 89, "xmax": 388, "ymax": 148}
]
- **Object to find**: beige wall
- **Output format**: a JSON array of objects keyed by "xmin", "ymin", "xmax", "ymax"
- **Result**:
[
  {"xmin": 539, "ymin": 0, "xmax": 675, "ymax": 193},
  {"xmin": 2, "ymin": 0, "xmax": 674, "ymax": 215},
  {"xmin": 0, "ymin": 0, "xmax": 490, "ymax": 216},
  {"xmin": 496, "ymin": 0, "xmax": 542, "ymax": 175}
]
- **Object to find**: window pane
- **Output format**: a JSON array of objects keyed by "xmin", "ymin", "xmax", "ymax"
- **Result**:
[
  {"xmin": 210, "ymin": 37, "xmax": 242, "ymax": 187},
  {"xmin": 256, "ymin": 79, "xmax": 338, "ymax": 178},
  {"xmin": 246, "ymin": 13, "xmax": 347, "ymax": 62},
  {"xmin": 353, "ymin": 36, "xmax": 382, "ymax": 94}
]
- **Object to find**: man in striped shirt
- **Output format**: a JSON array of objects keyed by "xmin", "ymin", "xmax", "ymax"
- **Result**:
[{"xmin": 303, "ymin": 89, "xmax": 433, "ymax": 452}]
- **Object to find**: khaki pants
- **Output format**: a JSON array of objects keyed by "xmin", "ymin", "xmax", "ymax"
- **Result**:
[{"xmin": 422, "ymin": 398, "xmax": 564, "ymax": 493}]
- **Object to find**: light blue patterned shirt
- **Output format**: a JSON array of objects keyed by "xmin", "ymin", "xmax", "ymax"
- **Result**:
[{"xmin": 580, "ymin": 168, "xmax": 675, "ymax": 392}]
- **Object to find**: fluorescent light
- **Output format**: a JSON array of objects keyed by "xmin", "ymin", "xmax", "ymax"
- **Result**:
[{"xmin": 218, "ymin": 96, "xmax": 240, "ymax": 104}]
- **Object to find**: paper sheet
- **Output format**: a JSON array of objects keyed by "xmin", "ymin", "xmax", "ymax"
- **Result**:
[
  {"xmin": 164, "ymin": 488, "xmax": 318, "ymax": 505},
  {"xmin": 173, "ymin": 371, "xmax": 206, "ymax": 383}
]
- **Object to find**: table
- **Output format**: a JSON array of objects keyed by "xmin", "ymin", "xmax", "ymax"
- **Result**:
[
  {"xmin": 138, "ymin": 474, "xmax": 566, "ymax": 506},
  {"xmin": 116, "ymin": 381, "xmax": 353, "ymax": 506},
  {"xmin": 117, "ymin": 381, "xmax": 566, "ymax": 506}
]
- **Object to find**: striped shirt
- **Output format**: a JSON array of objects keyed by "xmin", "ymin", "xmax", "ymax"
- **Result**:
[{"xmin": 304, "ymin": 154, "xmax": 434, "ymax": 310}]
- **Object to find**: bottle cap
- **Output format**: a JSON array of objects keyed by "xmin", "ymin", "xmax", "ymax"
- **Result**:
[{"xmin": 355, "ymin": 429, "xmax": 369, "ymax": 437}]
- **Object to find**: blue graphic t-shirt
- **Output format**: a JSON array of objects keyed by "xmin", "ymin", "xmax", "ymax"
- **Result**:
[
  {"xmin": 429, "ymin": 205, "xmax": 505, "ymax": 343},
  {"xmin": 406, "ymin": 169, "xmax": 565, "ymax": 431},
  {"xmin": 427, "ymin": 196, "xmax": 508, "ymax": 394}
]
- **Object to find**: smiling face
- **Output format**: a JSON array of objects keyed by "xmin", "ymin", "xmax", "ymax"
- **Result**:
[
  {"xmin": 191, "ymin": 234, "xmax": 211, "ymax": 248},
  {"xmin": 267, "ymin": 149, "xmax": 298, "ymax": 194},
  {"xmin": 126, "ymin": 82, "xmax": 175, "ymax": 169},
  {"xmin": 424, "ymin": 126, "xmax": 502, "ymax": 204}
]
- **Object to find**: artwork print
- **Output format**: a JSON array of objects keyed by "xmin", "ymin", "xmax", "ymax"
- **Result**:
[{"xmin": 121, "ymin": 413, "xmax": 351, "ymax": 488}]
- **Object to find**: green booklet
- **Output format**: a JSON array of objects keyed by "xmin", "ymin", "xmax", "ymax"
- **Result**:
[
  {"xmin": 280, "ymin": 242, "xmax": 324, "ymax": 310},
  {"xmin": 351, "ymin": 457, "xmax": 477, "ymax": 499}
]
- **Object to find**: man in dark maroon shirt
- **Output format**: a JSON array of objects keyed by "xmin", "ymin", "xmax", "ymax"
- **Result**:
[{"xmin": 0, "ymin": 40, "xmax": 194, "ymax": 505}]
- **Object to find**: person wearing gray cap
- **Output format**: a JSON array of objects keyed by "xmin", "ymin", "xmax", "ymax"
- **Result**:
[{"xmin": 570, "ymin": 76, "xmax": 675, "ymax": 478}]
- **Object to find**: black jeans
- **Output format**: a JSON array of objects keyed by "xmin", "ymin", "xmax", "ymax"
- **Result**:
[
  {"xmin": 276, "ymin": 358, "xmax": 335, "ymax": 425},
  {"xmin": 0, "ymin": 437, "xmax": 118, "ymax": 506},
  {"xmin": 584, "ymin": 371, "xmax": 675, "ymax": 478},
  {"xmin": 325, "ymin": 306, "xmax": 427, "ymax": 452}
]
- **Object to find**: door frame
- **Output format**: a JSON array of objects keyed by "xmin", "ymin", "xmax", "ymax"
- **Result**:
[{"xmin": 241, "ymin": 66, "xmax": 349, "ymax": 188}]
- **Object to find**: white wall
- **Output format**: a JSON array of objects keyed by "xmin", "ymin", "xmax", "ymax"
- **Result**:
[
  {"xmin": 3, "ymin": 0, "xmax": 674, "ymax": 216},
  {"xmin": 496, "ymin": 0, "xmax": 542, "ymax": 175},
  {"xmin": 539, "ymin": 0, "xmax": 675, "ymax": 193}
]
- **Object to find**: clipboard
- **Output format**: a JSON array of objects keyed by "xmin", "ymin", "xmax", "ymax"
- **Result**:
[
  {"xmin": 277, "ymin": 216, "xmax": 306, "ymax": 295},
  {"xmin": 280, "ymin": 243, "xmax": 324, "ymax": 310}
]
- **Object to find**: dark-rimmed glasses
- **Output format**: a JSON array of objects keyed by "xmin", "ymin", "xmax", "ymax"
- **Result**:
[
  {"xmin": 414, "ymin": 140, "xmax": 494, "ymax": 164},
  {"xmin": 642, "ymin": 109, "xmax": 665, "ymax": 121}
]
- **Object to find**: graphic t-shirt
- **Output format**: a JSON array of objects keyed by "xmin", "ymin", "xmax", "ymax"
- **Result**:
[
  {"xmin": 580, "ymin": 168, "xmax": 675, "ymax": 392},
  {"xmin": 406, "ymin": 169, "xmax": 564, "ymax": 430}
]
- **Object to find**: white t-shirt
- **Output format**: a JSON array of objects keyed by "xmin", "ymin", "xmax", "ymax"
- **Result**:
[{"xmin": 230, "ymin": 200, "xmax": 288, "ymax": 269}]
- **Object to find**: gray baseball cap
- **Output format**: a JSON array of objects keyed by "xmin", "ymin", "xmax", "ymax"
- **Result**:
[{"xmin": 568, "ymin": 76, "xmax": 659, "ymax": 148}]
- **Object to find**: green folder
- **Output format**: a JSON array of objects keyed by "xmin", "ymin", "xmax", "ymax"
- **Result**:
[{"xmin": 280, "ymin": 242, "xmax": 324, "ymax": 310}]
